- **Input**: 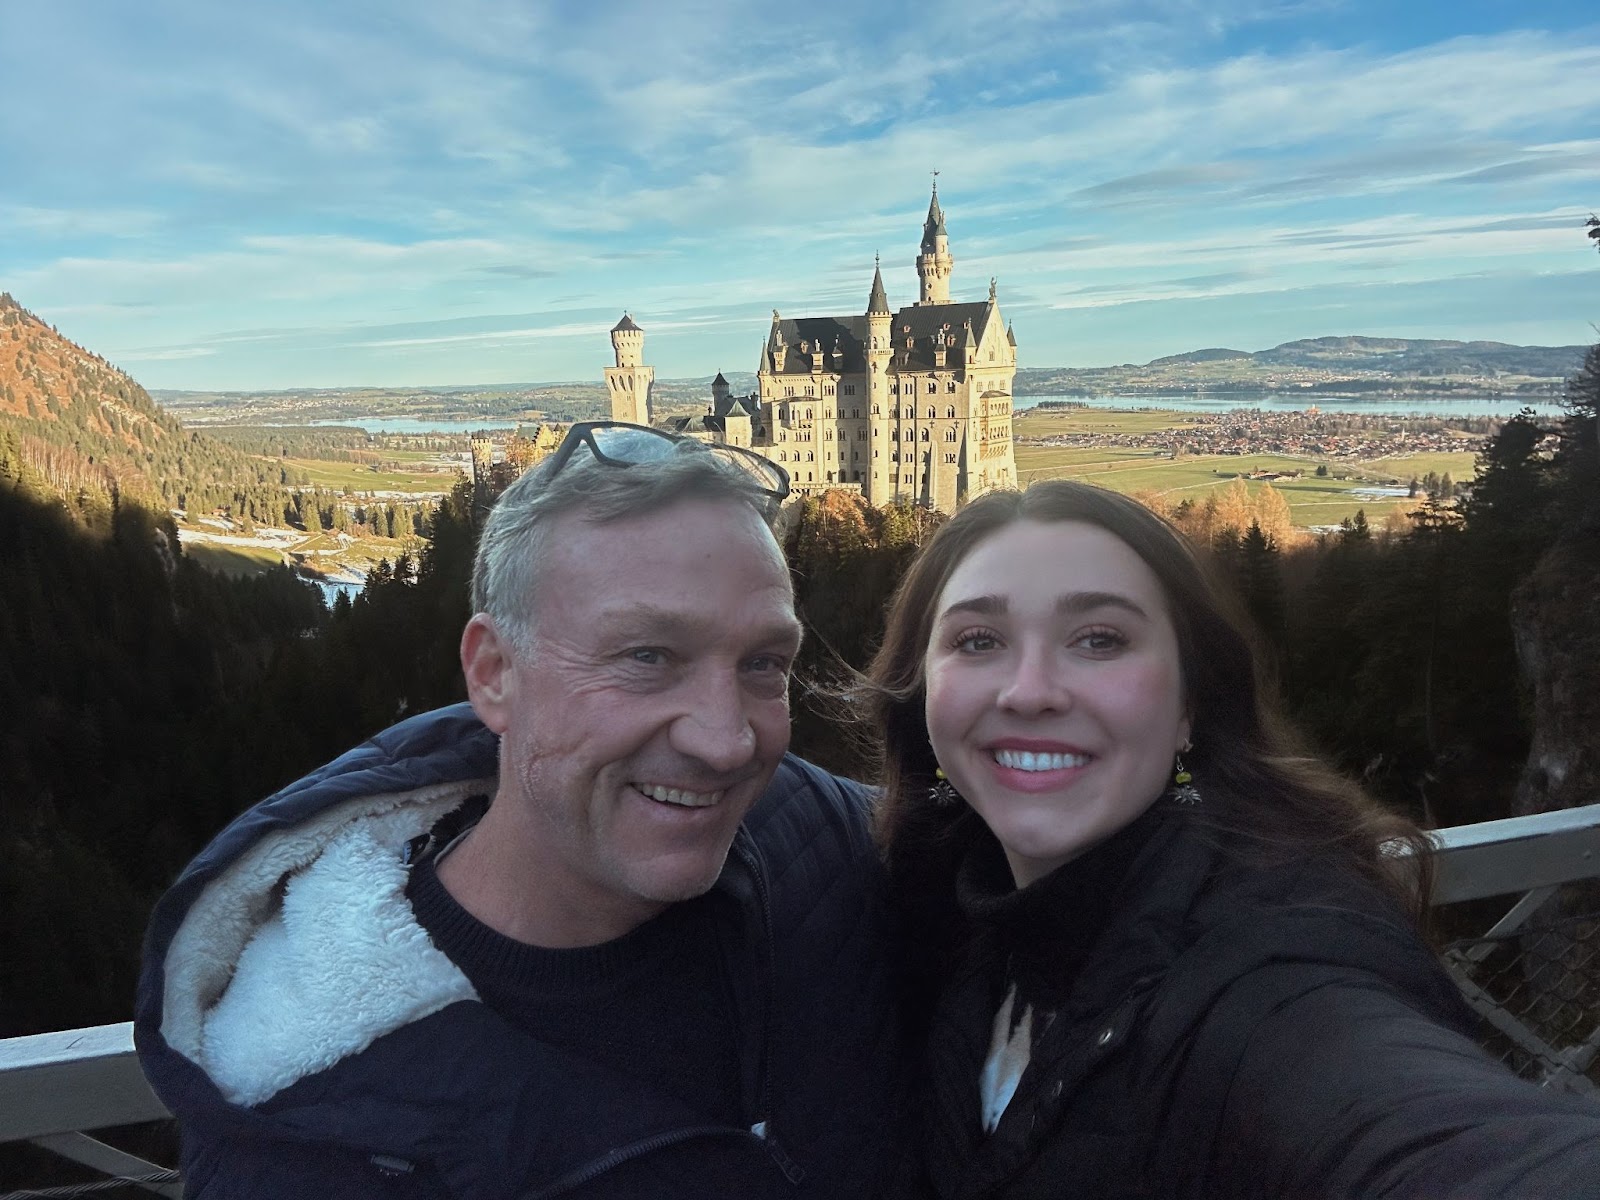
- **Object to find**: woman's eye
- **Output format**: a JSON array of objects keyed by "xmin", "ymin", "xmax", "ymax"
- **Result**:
[
  {"xmin": 1076, "ymin": 628, "xmax": 1126, "ymax": 653},
  {"xmin": 954, "ymin": 629, "xmax": 1000, "ymax": 653}
]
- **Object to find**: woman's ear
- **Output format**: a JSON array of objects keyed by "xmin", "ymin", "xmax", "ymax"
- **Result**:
[{"xmin": 461, "ymin": 613, "xmax": 516, "ymax": 734}]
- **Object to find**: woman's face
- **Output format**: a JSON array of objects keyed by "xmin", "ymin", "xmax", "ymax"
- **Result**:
[{"xmin": 923, "ymin": 519, "xmax": 1191, "ymax": 887}]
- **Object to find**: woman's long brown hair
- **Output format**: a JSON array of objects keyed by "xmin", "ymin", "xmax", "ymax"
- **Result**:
[{"xmin": 861, "ymin": 480, "xmax": 1431, "ymax": 937}]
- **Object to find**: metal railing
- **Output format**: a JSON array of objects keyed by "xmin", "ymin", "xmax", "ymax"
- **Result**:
[
  {"xmin": 0, "ymin": 1023, "xmax": 177, "ymax": 1197},
  {"xmin": 3, "ymin": 801, "xmax": 1599, "ymax": 1196},
  {"xmin": 1425, "ymin": 802, "xmax": 1600, "ymax": 1095}
]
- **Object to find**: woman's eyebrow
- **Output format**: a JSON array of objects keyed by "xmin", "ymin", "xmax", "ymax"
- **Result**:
[
  {"xmin": 1057, "ymin": 591, "xmax": 1149, "ymax": 619},
  {"xmin": 936, "ymin": 594, "xmax": 1007, "ymax": 622}
]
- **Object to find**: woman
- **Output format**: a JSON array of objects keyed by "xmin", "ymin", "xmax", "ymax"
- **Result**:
[{"xmin": 867, "ymin": 480, "xmax": 1600, "ymax": 1200}]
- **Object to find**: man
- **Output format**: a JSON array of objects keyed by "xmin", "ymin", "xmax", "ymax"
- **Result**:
[{"xmin": 135, "ymin": 423, "xmax": 907, "ymax": 1198}]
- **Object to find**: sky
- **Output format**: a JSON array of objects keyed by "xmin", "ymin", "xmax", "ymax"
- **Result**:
[{"xmin": 3, "ymin": 0, "xmax": 1599, "ymax": 391}]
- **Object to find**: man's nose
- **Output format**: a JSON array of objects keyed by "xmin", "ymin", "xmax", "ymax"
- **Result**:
[{"xmin": 669, "ymin": 675, "xmax": 758, "ymax": 772}]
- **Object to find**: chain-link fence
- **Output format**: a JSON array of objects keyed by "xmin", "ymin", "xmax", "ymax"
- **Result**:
[{"xmin": 1440, "ymin": 892, "xmax": 1600, "ymax": 1094}]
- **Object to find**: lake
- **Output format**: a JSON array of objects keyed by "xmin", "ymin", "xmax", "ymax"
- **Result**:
[{"xmin": 1015, "ymin": 393, "xmax": 1565, "ymax": 418}]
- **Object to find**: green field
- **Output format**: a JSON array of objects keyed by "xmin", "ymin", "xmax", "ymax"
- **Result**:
[
  {"xmin": 273, "ymin": 456, "xmax": 461, "ymax": 494},
  {"xmin": 1013, "ymin": 408, "xmax": 1464, "ymax": 530},
  {"xmin": 182, "ymin": 542, "xmax": 285, "ymax": 576}
]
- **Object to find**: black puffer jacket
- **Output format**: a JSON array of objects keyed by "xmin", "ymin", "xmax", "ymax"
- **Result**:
[
  {"xmin": 136, "ymin": 704, "xmax": 911, "ymax": 1199},
  {"xmin": 916, "ymin": 810, "xmax": 1600, "ymax": 1200}
]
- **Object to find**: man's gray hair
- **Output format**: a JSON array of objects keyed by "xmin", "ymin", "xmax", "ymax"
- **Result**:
[{"xmin": 472, "ymin": 437, "xmax": 780, "ymax": 655}]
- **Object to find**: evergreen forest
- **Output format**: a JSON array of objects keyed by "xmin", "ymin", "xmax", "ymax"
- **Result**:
[{"xmin": 0, "ymin": 335, "xmax": 1596, "ymax": 1041}]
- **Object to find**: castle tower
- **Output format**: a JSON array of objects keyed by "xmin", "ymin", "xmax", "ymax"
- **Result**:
[
  {"xmin": 469, "ymin": 433, "xmax": 494, "ymax": 491},
  {"xmin": 916, "ymin": 181, "xmax": 952, "ymax": 306},
  {"xmin": 866, "ymin": 257, "xmax": 894, "ymax": 506},
  {"xmin": 604, "ymin": 313, "xmax": 654, "ymax": 425}
]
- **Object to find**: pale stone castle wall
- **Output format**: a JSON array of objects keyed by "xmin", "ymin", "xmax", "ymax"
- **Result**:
[{"xmin": 604, "ymin": 187, "xmax": 1017, "ymax": 514}]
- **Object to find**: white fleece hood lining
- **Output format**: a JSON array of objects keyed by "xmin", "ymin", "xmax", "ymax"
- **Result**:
[{"xmin": 160, "ymin": 778, "xmax": 494, "ymax": 1107}]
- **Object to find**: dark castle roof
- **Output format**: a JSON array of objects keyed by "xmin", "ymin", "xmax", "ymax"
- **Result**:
[
  {"xmin": 765, "ymin": 301, "xmax": 997, "ymax": 376},
  {"xmin": 611, "ymin": 313, "xmax": 641, "ymax": 333},
  {"xmin": 921, "ymin": 187, "xmax": 947, "ymax": 250},
  {"xmin": 867, "ymin": 264, "xmax": 890, "ymax": 315}
]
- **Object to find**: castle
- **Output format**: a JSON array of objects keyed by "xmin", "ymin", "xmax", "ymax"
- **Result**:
[{"xmin": 604, "ymin": 185, "xmax": 1018, "ymax": 512}]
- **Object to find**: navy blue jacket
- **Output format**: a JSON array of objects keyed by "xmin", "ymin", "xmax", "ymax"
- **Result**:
[
  {"xmin": 915, "ymin": 813, "xmax": 1600, "ymax": 1200},
  {"xmin": 135, "ymin": 704, "xmax": 909, "ymax": 1198}
]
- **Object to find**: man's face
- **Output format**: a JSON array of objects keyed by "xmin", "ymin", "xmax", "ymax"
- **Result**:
[{"xmin": 469, "ymin": 496, "xmax": 801, "ymax": 937}]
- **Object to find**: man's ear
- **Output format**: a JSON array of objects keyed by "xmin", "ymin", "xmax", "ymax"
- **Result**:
[{"xmin": 461, "ymin": 613, "xmax": 516, "ymax": 734}]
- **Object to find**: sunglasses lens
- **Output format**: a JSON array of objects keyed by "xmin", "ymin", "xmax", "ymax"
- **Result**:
[{"xmin": 588, "ymin": 425, "xmax": 679, "ymax": 464}]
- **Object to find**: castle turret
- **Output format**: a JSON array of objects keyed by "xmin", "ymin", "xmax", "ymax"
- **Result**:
[
  {"xmin": 916, "ymin": 181, "xmax": 952, "ymax": 305},
  {"xmin": 604, "ymin": 313, "xmax": 654, "ymax": 424},
  {"xmin": 711, "ymin": 370, "xmax": 731, "ymax": 415},
  {"xmin": 867, "ymin": 257, "xmax": 894, "ymax": 506}
]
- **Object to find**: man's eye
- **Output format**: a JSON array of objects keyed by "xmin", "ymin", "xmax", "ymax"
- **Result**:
[
  {"xmin": 628, "ymin": 647, "xmax": 666, "ymax": 665},
  {"xmin": 745, "ymin": 654, "xmax": 790, "ymax": 674}
]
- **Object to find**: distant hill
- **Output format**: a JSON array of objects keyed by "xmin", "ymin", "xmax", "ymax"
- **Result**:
[
  {"xmin": 1253, "ymin": 336, "xmax": 1585, "ymax": 377},
  {"xmin": 1147, "ymin": 348, "xmax": 1251, "ymax": 366},
  {"xmin": 1016, "ymin": 336, "xmax": 1589, "ymax": 397}
]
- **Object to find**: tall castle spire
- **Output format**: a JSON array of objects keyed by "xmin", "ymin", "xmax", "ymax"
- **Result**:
[
  {"xmin": 916, "ymin": 177, "xmax": 952, "ymax": 305},
  {"xmin": 867, "ymin": 252, "xmax": 890, "ymax": 315}
]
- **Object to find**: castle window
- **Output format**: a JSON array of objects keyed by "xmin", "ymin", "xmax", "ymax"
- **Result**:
[
  {"xmin": 807, "ymin": 452, "xmax": 814, "ymax": 461},
  {"xmin": 852, "ymin": 408, "xmax": 860, "ymax": 418},
  {"xmin": 946, "ymin": 380, "xmax": 956, "ymax": 392},
  {"xmin": 852, "ymin": 450, "xmax": 859, "ymax": 460},
  {"xmin": 945, "ymin": 453, "xmax": 956, "ymax": 463},
  {"xmin": 921, "ymin": 429, "xmax": 930, "ymax": 441},
  {"xmin": 946, "ymin": 406, "xmax": 956, "ymax": 419},
  {"xmin": 904, "ymin": 430, "xmax": 915, "ymax": 442},
  {"xmin": 890, "ymin": 383, "xmax": 899, "ymax": 395},
  {"xmin": 945, "ymin": 429, "xmax": 957, "ymax": 441},
  {"xmin": 872, "ymin": 405, "xmax": 880, "ymax": 415},
  {"xmin": 927, "ymin": 381, "xmax": 936, "ymax": 393},
  {"xmin": 785, "ymin": 386, "xmax": 795, "ymax": 397},
  {"xmin": 891, "ymin": 451, "xmax": 900, "ymax": 462},
  {"xmin": 843, "ymin": 384, "xmax": 856, "ymax": 396},
  {"xmin": 807, "ymin": 408, "xmax": 814, "ymax": 419},
  {"xmin": 805, "ymin": 386, "xmax": 814, "ymax": 397},
  {"xmin": 927, "ymin": 406, "xmax": 935, "ymax": 418}
]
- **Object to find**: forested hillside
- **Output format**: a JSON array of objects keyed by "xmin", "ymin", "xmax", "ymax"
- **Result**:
[{"xmin": 0, "ymin": 294, "xmax": 309, "ymax": 522}]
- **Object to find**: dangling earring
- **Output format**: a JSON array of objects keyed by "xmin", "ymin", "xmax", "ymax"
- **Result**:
[
  {"xmin": 930, "ymin": 766, "xmax": 961, "ymax": 807},
  {"xmin": 1171, "ymin": 744, "xmax": 1201, "ymax": 806}
]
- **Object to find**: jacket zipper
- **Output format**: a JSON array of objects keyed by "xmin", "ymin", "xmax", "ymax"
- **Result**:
[
  {"xmin": 524, "ymin": 1125, "xmax": 768, "ymax": 1199},
  {"xmin": 520, "ymin": 833, "xmax": 803, "ymax": 1199},
  {"xmin": 734, "ymin": 833, "xmax": 807, "ymax": 1185}
]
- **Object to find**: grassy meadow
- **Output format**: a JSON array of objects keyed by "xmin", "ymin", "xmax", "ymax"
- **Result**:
[{"xmin": 1013, "ymin": 407, "xmax": 1483, "ymax": 531}]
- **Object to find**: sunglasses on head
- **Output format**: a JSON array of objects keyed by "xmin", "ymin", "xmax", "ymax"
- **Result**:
[{"xmin": 543, "ymin": 421, "xmax": 791, "ymax": 521}]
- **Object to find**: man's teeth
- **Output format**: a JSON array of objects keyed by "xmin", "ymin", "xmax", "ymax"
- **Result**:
[
  {"xmin": 640, "ymin": 784, "xmax": 723, "ymax": 808},
  {"xmin": 992, "ymin": 749, "xmax": 1089, "ymax": 772}
]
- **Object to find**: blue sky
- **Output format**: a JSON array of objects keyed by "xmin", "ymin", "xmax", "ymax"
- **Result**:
[{"xmin": 3, "ymin": 0, "xmax": 1598, "ymax": 390}]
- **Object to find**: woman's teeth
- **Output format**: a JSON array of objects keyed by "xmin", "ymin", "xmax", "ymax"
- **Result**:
[{"xmin": 992, "ymin": 749, "xmax": 1089, "ymax": 772}]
